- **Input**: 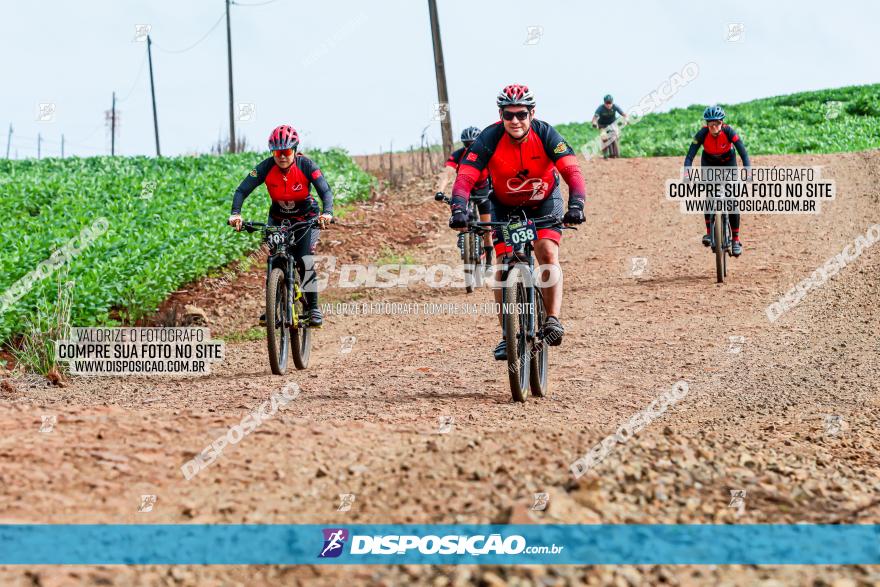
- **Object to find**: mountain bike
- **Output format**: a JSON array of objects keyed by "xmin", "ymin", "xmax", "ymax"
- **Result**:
[
  {"xmin": 599, "ymin": 124, "xmax": 620, "ymax": 159},
  {"xmin": 709, "ymin": 210, "xmax": 732, "ymax": 283},
  {"xmin": 434, "ymin": 192, "xmax": 492, "ymax": 293},
  {"xmin": 242, "ymin": 218, "xmax": 322, "ymax": 374},
  {"xmin": 471, "ymin": 213, "xmax": 574, "ymax": 402}
]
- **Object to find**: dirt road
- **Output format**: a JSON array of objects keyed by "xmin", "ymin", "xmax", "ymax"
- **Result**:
[{"xmin": 1, "ymin": 152, "xmax": 879, "ymax": 586}]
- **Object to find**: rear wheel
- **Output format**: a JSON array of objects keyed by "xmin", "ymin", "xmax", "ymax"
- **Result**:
[
  {"xmin": 714, "ymin": 212, "xmax": 725, "ymax": 284},
  {"xmin": 290, "ymin": 276, "xmax": 311, "ymax": 370},
  {"xmin": 529, "ymin": 288, "xmax": 548, "ymax": 397},
  {"xmin": 503, "ymin": 264, "xmax": 531, "ymax": 402},
  {"xmin": 266, "ymin": 267, "xmax": 289, "ymax": 375}
]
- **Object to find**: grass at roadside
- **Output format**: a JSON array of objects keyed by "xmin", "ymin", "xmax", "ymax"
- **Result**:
[
  {"xmin": 557, "ymin": 83, "xmax": 880, "ymax": 157},
  {"xmin": 219, "ymin": 327, "xmax": 265, "ymax": 344},
  {"xmin": 0, "ymin": 149, "xmax": 375, "ymax": 342}
]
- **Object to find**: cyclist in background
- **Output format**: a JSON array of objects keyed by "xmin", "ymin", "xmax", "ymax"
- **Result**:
[
  {"xmin": 435, "ymin": 126, "xmax": 494, "ymax": 262},
  {"xmin": 683, "ymin": 105, "xmax": 751, "ymax": 257},
  {"xmin": 448, "ymin": 84, "xmax": 587, "ymax": 360},
  {"xmin": 591, "ymin": 94, "xmax": 627, "ymax": 158},
  {"xmin": 227, "ymin": 124, "xmax": 333, "ymax": 326}
]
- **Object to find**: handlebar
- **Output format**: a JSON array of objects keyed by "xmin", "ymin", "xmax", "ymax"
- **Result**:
[
  {"xmin": 240, "ymin": 218, "xmax": 332, "ymax": 233},
  {"xmin": 472, "ymin": 215, "xmax": 576, "ymax": 231},
  {"xmin": 436, "ymin": 194, "xmax": 579, "ymax": 230}
]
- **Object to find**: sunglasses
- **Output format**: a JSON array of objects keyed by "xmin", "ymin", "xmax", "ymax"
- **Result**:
[
  {"xmin": 273, "ymin": 148, "xmax": 294, "ymax": 157},
  {"xmin": 501, "ymin": 110, "xmax": 530, "ymax": 121}
]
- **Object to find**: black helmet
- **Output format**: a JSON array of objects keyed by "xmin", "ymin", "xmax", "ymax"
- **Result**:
[
  {"xmin": 703, "ymin": 105, "xmax": 726, "ymax": 121},
  {"xmin": 460, "ymin": 126, "xmax": 481, "ymax": 143},
  {"xmin": 603, "ymin": 94, "xmax": 613, "ymax": 103}
]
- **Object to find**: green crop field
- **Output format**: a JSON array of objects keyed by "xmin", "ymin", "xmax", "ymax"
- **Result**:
[
  {"xmin": 557, "ymin": 84, "xmax": 880, "ymax": 158},
  {"xmin": 0, "ymin": 149, "xmax": 374, "ymax": 342}
]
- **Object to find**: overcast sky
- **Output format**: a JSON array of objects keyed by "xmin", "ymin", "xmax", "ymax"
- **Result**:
[{"xmin": 1, "ymin": 0, "xmax": 877, "ymax": 158}]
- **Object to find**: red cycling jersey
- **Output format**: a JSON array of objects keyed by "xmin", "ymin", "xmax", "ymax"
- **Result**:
[
  {"xmin": 446, "ymin": 146, "xmax": 491, "ymax": 195},
  {"xmin": 231, "ymin": 153, "xmax": 333, "ymax": 219},
  {"xmin": 451, "ymin": 120, "xmax": 586, "ymax": 208},
  {"xmin": 684, "ymin": 124, "xmax": 751, "ymax": 167}
]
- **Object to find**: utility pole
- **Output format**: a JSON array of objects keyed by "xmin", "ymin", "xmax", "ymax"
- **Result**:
[
  {"xmin": 5, "ymin": 124, "xmax": 11, "ymax": 159},
  {"xmin": 225, "ymin": 0, "xmax": 236, "ymax": 153},
  {"xmin": 37, "ymin": 133, "xmax": 41, "ymax": 159},
  {"xmin": 111, "ymin": 91, "xmax": 117, "ymax": 155},
  {"xmin": 147, "ymin": 35, "xmax": 161, "ymax": 156},
  {"xmin": 61, "ymin": 134, "xmax": 65, "ymax": 158},
  {"xmin": 427, "ymin": 0, "xmax": 453, "ymax": 159}
]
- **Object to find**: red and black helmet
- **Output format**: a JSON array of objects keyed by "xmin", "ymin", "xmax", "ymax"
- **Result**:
[
  {"xmin": 268, "ymin": 125, "xmax": 299, "ymax": 150},
  {"xmin": 497, "ymin": 84, "xmax": 536, "ymax": 108}
]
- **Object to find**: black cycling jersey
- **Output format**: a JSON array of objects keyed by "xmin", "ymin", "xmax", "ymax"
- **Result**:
[{"xmin": 595, "ymin": 103, "xmax": 624, "ymax": 127}]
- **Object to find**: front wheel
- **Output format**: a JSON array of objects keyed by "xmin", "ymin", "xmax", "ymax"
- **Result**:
[
  {"xmin": 462, "ymin": 230, "xmax": 476, "ymax": 294},
  {"xmin": 529, "ymin": 288, "xmax": 548, "ymax": 397},
  {"xmin": 290, "ymin": 277, "xmax": 311, "ymax": 370},
  {"xmin": 714, "ymin": 212, "xmax": 725, "ymax": 284},
  {"xmin": 503, "ymin": 264, "xmax": 531, "ymax": 402},
  {"xmin": 266, "ymin": 267, "xmax": 290, "ymax": 375}
]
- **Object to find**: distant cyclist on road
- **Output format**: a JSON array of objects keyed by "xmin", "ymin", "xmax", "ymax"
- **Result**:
[
  {"xmin": 591, "ymin": 94, "xmax": 627, "ymax": 159},
  {"xmin": 435, "ymin": 126, "xmax": 494, "ymax": 262},
  {"xmin": 227, "ymin": 124, "xmax": 333, "ymax": 326},
  {"xmin": 448, "ymin": 84, "xmax": 587, "ymax": 360},
  {"xmin": 683, "ymin": 105, "xmax": 751, "ymax": 257}
]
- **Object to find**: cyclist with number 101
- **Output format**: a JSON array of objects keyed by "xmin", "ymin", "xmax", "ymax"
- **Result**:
[{"xmin": 227, "ymin": 124, "xmax": 334, "ymax": 327}]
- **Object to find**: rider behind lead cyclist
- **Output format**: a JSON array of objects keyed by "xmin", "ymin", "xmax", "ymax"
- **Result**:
[
  {"xmin": 591, "ymin": 94, "xmax": 627, "ymax": 158},
  {"xmin": 683, "ymin": 105, "xmax": 751, "ymax": 257},
  {"xmin": 436, "ymin": 126, "xmax": 494, "ymax": 261},
  {"xmin": 449, "ymin": 84, "xmax": 587, "ymax": 360},
  {"xmin": 227, "ymin": 124, "xmax": 333, "ymax": 326}
]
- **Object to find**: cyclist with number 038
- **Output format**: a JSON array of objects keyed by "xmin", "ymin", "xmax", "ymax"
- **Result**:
[
  {"xmin": 448, "ymin": 84, "xmax": 587, "ymax": 361},
  {"xmin": 683, "ymin": 105, "xmax": 751, "ymax": 257},
  {"xmin": 435, "ymin": 126, "xmax": 495, "ymax": 262},
  {"xmin": 227, "ymin": 125, "xmax": 334, "ymax": 326}
]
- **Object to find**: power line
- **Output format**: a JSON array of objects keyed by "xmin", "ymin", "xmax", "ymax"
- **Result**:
[
  {"xmin": 232, "ymin": 0, "xmax": 282, "ymax": 6},
  {"xmin": 117, "ymin": 48, "xmax": 149, "ymax": 102},
  {"xmin": 152, "ymin": 11, "xmax": 226, "ymax": 54},
  {"xmin": 61, "ymin": 125, "xmax": 103, "ymax": 148}
]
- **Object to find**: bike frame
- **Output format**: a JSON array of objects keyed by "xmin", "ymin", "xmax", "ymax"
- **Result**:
[
  {"xmin": 244, "ymin": 219, "xmax": 318, "ymax": 328},
  {"xmin": 473, "ymin": 213, "xmax": 564, "ymax": 342},
  {"xmin": 709, "ymin": 213, "xmax": 732, "ymax": 254}
]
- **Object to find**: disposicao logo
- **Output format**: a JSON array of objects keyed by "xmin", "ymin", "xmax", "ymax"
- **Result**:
[{"xmin": 319, "ymin": 528, "xmax": 349, "ymax": 558}]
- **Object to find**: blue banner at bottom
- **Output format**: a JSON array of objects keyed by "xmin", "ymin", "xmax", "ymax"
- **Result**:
[{"xmin": 1, "ymin": 524, "xmax": 878, "ymax": 565}]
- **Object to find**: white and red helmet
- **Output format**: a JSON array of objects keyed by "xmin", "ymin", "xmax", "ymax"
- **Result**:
[{"xmin": 497, "ymin": 84, "xmax": 536, "ymax": 108}]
